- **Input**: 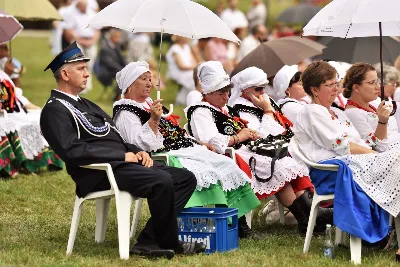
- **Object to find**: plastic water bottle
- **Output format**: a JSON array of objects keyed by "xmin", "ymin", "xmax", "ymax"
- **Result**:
[{"xmin": 324, "ymin": 224, "xmax": 334, "ymax": 259}]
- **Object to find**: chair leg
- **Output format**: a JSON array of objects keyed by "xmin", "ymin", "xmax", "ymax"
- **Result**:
[
  {"xmin": 335, "ymin": 227, "xmax": 346, "ymax": 245},
  {"xmin": 115, "ymin": 192, "xmax": 133, "ymax": 260},
  {"xmin": 245, "ymin": 210, "xmax": 253, "ymax": 229},
  {"xmin": 394, "ymin": 215, "xmax": 400, "ymax": 249},
  {"xmin": 278, "ymin": 202, "xmax": 285, "ymax": 225},
  {"xmin": 66, "ymin": 196, "xmax": 84, "ymax": 256},
  {"xmin": 303, "ymin": 199, "xmax": 319, "ymax": 253},
  {"xmin": 350, "ymin": 235, "xmax": 362, "ymax": 265},
  {"xmin": 130, "ymin": 198, "xmax": 143, "ymax": 239},
  {"xmin": 95, "ymin": 198, "xmax": 111, "ymax": 243}
]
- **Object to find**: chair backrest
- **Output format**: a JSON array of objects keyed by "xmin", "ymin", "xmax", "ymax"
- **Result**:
[{"xmin": 289, "ymin": 138, "xmax": 339, "ymax": 171}]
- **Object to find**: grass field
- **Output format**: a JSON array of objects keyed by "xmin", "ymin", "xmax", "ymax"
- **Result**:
[{"xmin": 0, "ymin": 11, "xmax": 398, "ymax": 267}]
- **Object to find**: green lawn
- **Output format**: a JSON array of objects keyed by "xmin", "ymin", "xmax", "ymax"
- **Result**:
[{"xmin": 0, "ymin": 35, "xmax": 397, "ymax": 266}]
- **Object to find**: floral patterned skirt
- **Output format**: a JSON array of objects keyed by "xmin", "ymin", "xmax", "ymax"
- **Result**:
[{"xmin": 0, "ymin": 131, "xmax": 63, "ymax": 177}]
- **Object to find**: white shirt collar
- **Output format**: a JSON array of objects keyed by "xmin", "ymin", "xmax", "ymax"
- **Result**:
[{"xmin": 54, "ymin": 89, "xmax": 80, "ymax": 101}]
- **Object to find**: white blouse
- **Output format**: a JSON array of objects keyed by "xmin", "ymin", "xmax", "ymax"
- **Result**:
[
  {"xmin": 113, "ymin": 98, "xmax": 164, "ymax": 152},
  {"xmin": 234, "ymin": 97, "xmax": 285, "ymax": 138},
  {"xmin": 345, "ymin": 107, "xmax": 400, "ymax": 152},
  {"xmin": 277, "ymin": 98, "xmax": 306, "ymax": 125},
  {"xmin": 292, "ymin": 104, "xmax": 371, "ymax": 163},
  {"xmin": 189, "ymin": 102, "xmax": 231, "ymax": 154}
]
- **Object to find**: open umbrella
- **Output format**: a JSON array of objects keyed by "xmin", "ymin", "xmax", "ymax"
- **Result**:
[
  {"xmin": 0, "ymin": 8, "xmax": 23, "ymax": 57},
  {"xmin": 303, "ymin": 0, "xmax": 400, "ymax": 114},
  {"xmin": 231, "ymin": 36, "xmax": 325, "ymax": 77},
  {"xmin": 88, "ymin": 0, "xmax": 240, "ymax": 117},
  {"xmin": 317, "ymin": 36, "xmax": 400, "ymax": 65},
  {"xmin": 0, "ymin": 0, "xmax": 61, "ymax": 21},
  {"xmin": 276, "ymin": 4, "xmax": 321, "ymax": 25}
]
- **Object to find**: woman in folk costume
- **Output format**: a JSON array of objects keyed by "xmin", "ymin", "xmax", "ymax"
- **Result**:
[
  {"xmin": 186, "ymin": 61, "xmax": 332, "ymax": 234},
  {"xmin": 112, "ymin": 62, "xmax": 261, "ymax": 239},
  {"xmin": 344, "ymin": 63, "xmax": 400, "ymax": 152},
  {"xmin": 293, "ymin": 61, "xmax": 400, "ymax": 255},
  {"xmin": 274, "ymin": 65, "xmax": 311, "ymax": 124}
]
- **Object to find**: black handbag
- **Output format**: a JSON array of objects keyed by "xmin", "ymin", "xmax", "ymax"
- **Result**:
[{"xmin": 247, "ymin": 136, "xmax": 289, "ymax": 183}]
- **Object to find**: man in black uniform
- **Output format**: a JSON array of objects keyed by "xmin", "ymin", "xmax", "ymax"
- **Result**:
[{"xmin": 40, "ymin": 42, "xmax": 204, "ymax": 259}]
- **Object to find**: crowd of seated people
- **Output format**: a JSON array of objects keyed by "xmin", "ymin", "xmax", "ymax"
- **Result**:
[{"xmin": 39, "ymin": 33, "xmax": 400, "ymax": 261}]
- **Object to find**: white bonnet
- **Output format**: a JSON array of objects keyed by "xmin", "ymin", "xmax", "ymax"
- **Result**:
[
  {"xmin": 197, "ymin": 61, "xmax": 231, "ymax": 95},
  {"xmin": 273, "ymin": 65, "xmax": 299, "ymax": 98},
  {"xmin": 116, "ymin": 61, "xmax": 151, "ymax": 96},
  {"xmin": 229, "ymin": 67, "xmax": 268, "ymax": 106}
]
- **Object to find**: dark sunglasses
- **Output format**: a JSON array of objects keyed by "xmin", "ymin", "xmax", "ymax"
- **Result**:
[{"xmin": 254, "ymin": 86, "xmax": 265, "ymax": 92}]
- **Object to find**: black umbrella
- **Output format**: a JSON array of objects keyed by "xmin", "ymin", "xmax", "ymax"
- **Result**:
[
  {"xmin": 276, "ymin": 4, "xmax": 321, "ymax": 25},
  {"xmin": 317, "ymin": 36, "xmax": 400, "ymax": 65}
]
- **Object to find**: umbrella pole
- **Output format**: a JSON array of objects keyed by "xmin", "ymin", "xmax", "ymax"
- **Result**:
[
  {"xmin": 379, "ymin": 22, "xmax": 384, "ymax": 99},
  {"xmin": 379, "ymin": 22, "xmax": 397, "ymax": 115},
  {"xmin": 156, "ymin": 31, "xmax": 173, "ymax": 117}
]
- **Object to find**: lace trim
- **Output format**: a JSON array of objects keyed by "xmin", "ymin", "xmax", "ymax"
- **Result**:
[
  {"xmin": 169, "ymin": 146, "xmax": 249, "ymax": 191},
  {"xmin": 249, "ymin": 155, "xmax": 309, "ymax": 195},
  {"xmin": 18, "ymin": 124, "xmax": 48, "ymax": 160},
  {"xmin": 0, "ymin": 120, "xmax": 18, "ymax": 136}
]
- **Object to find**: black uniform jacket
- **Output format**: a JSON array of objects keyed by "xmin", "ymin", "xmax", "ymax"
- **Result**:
[{"xmin": 40, "ymin": 90, "xmax": 141, "ymax": 197}]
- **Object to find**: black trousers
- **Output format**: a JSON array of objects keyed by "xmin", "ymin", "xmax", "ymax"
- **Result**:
[{"xmin": 92, "ymin": 162, "xmax": 196, "ymax": 250}]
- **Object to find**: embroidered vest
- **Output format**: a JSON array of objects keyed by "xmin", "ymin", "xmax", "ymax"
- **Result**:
[
  {"xmin": 0, "ymin": 79, "xmax": 20, "ymax": 113},
  {"xmin": 232, "ymin": 99, "xmax": 294, "ymax": 143},
  {"xmin": 186, "ymin": 105, "xmax": 248, "ymax": 149},
  {"xmin": 113, "ymin": 104, "xmax": 197, "ymax": 153}
]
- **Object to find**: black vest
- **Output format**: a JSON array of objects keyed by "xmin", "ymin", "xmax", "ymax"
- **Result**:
[
  {"xmin": 232, "ymin": 99, "xmax": 294, "ymax": 143},
  {"xmin": 186, "ymin": 104, "xmax": 249, "ymax": 149},
  {"xmin": 113, "ymin": 104, "xmax": 197, "ymax": 153}
]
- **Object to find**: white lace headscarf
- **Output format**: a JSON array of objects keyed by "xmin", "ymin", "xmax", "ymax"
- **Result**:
[
  {"xmin": 116, "ymin": 61, "xmax": 151, "ymax": 97},
  {"xmin": 273, "ymin": 65, "xmax": 299, "ymax": 98},
  {"xmin": 197, "ymin": 61, "xmax": 231, "ymax": 95},
  {"xmin": 229, "ymin": 67, "xmax": 268, "ymax": 106}
]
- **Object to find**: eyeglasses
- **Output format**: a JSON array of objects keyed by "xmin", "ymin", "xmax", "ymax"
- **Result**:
[
  {"xmin": 363, "ymin": 79, "xmax": 381, "ymax": 86},
  {"xmin": 385, "ymin": 82, "xmax": 398, "ymax": 87},
  {"xmin": 323, "ymin": 82, "xmax": 341, "ymax": 89}
]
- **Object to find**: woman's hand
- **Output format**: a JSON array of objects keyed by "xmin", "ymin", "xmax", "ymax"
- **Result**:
[
  {"xmin": 377, "ymin": 101, "xmax": 390, "ymax": 124},
  {"xmin": 248, "ymin": 93, "xmax": 273, "ymax": 112},
  {"xmin": 237, "ymin": 128, "xmax": 259, "ymax": 142},
  {"xmin": 200, "ymin": 142, "xmax": 216, "ymax": 152},
  {"xmin": 150, "ymin": 99, "xmax": 163, "ymax": 122}
]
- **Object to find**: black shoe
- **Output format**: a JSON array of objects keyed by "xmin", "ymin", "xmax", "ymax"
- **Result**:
[
  {"xmin": 130, "ymin": 248, "xmax": 175, "ymax": 259},
  {"xmin": 238, "ymin": 216, "xmax": 264, "ymax": 240},
  {"xmin": 396, "ymin": 253, "xmax": 400, "ymax": 262},
  {"xmin": 298, "ymin": 190, "xmax": 333, "ymax": 232},
  {"xmin": 175, "ymin": 241, "xmax": 206, "ymax": 255}
]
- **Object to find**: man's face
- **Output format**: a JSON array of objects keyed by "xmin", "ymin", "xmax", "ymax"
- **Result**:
[
  {"xmin": 76, "ymin": 1, "xmax": 87, "ymax": 13},
  {"xmin": 256, "ymin": 25, "xmax": 268, "ymax": 42},
  {"xmin": 229, "ymin": 0, "xmax": 238, "ymax": 9},
  {"xmin": 110, "ymin": 31, "xmax": 122, "ymax": 45},
  {"xmin": 0, "ymin": 44, "xmax": 9, "ymax": 59},
  {"xmin": 63, "ymin": 61, "xmax": 90, "ymax": 92}
]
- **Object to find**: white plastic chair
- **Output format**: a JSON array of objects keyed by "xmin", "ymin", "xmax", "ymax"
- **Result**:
[
  {"xmin": 289, "ymin": 138, "xmax": 367, "ymax": 264},
  {"xmin": 66, "ymin": 163, "xmax": 142, "ymax": 260}
]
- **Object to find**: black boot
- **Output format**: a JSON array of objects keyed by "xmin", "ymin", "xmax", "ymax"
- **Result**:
[
  {"xmin": 288, "ymin": 197, "xmax": 310, "ymax": 233},
  {"xmin": 238, "ymin": 216, "xmax": 263, "ymax": 240},
  {"xmin": 298, "ymin": 190, "xmax": 333, "ymax": 233}
]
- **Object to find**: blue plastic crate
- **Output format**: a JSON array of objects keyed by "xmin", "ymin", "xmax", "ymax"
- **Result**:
[{"xmin": 177, "ymin": 207, "xmax": 238, "ymax": 254}]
